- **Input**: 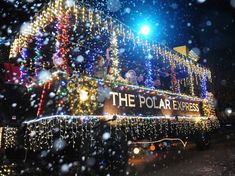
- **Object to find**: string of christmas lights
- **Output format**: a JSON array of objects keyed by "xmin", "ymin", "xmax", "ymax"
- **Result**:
[
  {"xmin": 170, "ymin": 63, "xmax": 178, "ymax": 93},
  {"xmin": 144, "ymin": 49, "xmax": 154, "ymax": 88},
  {"xmin": 110, "ymin": 31, "xmax": 120, "ymax": 77},
  {"xmin": 53, "ymin": 12, "xmax": 70, "ymax": 71},
  {"xmin": 200, "ymin": 72, "xmax": 208, "ymax": 99},
  {"xmin": 55, "ymin": 74, "xmax": 69, "ymax": 115},
  {"xmin": 207, "ymin": 92, "xmax": 216, "ymax": 117},
  {"xmin": 188, "ymin": 65, "xmax": 195, "ymax": 96},
  {"xmin": 18, "ymin": 115, "xmax": 220, "ymax": 152},
  {"xmin": 67, "ymin": 76, "xmax": 98, "ymax": 115},
  {"xmin": 33, "ymin": 29, "xmax": 44, "ymax": 75},
  {"xmin": 2, "ymin": 127, "xmax": 18, "ymax": 149},
  {"xmin": 9, "ymin": 0, "xmax": 212, "ymax": 82},
  {"xmin": 19, "ymin": 47, "xmax": 29, "ymax": 84},
  {"xmin": 37, "ymin": 81, "xmax": 51, "ymax": 117}
]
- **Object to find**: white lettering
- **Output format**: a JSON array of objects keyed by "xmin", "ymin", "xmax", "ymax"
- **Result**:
[
  {"xmin": 128, "ymin": 94, "xmax": 136, "ymax": 107},
  {"xmin": 173, "ymin": 100, "xmax": 178, "ymax": 110},
  {"xmin": 185, "ymin": 103, "xmax": 189, "ymax": 111},
  {"xmin": 110, "ymin": 92, "xmax": 118, "ymax": 106},
  {"xmin": 139, "ymin": 95, "xmax": 145, "ymax": 108},
  {"xmin": 159, "ymin": 99, "xmax": 166, "ymax": 109},
  {"xmin": 182, "ymin": 102, "xmax": 186, "ymax": 111},
  {"xmin": 146, "ymin": 97, "xmax": 154, "ymax": 108},
  {"xmin": 119, "ymin": 93, "xmax": 128, "ymax": 106},
  {"xmin": 153, "ymin": 97, "xmax": 159, "ymax": 109},
  {"xmin": 178, "ymin": 102, "xmax": 182, "ymax": 110},
  {"xmin": 165, "ymin": 99, "xmax": 171, "ymax": 109},
  {"xmin": 195, "ymin": 104, "xmax": 199, "ymax": 112}
]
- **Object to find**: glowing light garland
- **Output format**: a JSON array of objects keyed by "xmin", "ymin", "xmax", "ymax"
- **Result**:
[
  {"xmin": 67, "ymin": 76, "xmax": 98, "ymax": 115},
  {"xmin": 110, "ymin": 31, "xmax": 119, "ymax": 77},
  {"xmin": 55, "ymin": 74, "xmax": 68, "ymax": 115},
  {"xmin": 2, "ymin": 127, "xmax": 18, "ymax": 149},
  {"xmin": 86, "ymin": 53, "xmax": 96, "ymax": 76},
  {"xmin": 9, "ymin": 0, "xmax": 212, "ymax": 81},
  {"xmin": 200, "ymin": 72, "xmax": 208, "ymax": 99},
  {"xmin": 207, "ymin": 92, "xmax": 216, "ymax": 116},
  {"xmin": 177, "ymin": 80, "xmax": 181, "ymax": 93},
  {"xmin": 144, "ymin": 50, "xmax": 154, "ymax": 88},
  {"xmin": 0, "ymin": 164, "xmax": 16, "ymax": 175},
  {"xmin": 202, "ymin": 100, "xmax": 211, "ymax": 117},
  {"xmin": 34, "ymin": 29, "xmax": 44, "ymax": 75},
  {"xmin": 19, "ymin": 115, "xmax": 219, "ymax": 151},
  {"xmin": 53, "ymin": 12, "xmax": 70, "ymax": 71},
  {"xmin": 37, "ymin": 81, "xmax": 51, "ymax": 117},
  {"xmin": 188, "ymin": 65, "xmax": 195, "ymax": 96},
  {"xmin": 19, "ymin": 48, "xmax": 28, "ymax": 84},
  {"xmin": 170, "ymin": 63, "xmax": 178, "ymax": 93}
]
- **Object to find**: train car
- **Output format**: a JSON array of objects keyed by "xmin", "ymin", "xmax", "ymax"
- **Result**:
[{"xmin": 1, "ymin": 0, "xmax": 220, "ymax": 175}]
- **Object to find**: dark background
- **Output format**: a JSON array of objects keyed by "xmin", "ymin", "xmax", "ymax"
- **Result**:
[{"xmin": 0, "ymin": 0, "xmax": 234, "ymax": 115}]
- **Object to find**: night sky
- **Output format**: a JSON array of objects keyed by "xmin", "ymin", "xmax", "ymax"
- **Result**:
[{"xmin": 0, "ymin": 0, "xmax": 234, "ymax": 113}]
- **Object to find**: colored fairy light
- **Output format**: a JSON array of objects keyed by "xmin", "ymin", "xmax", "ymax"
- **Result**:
[
  {"xmin": 170, "ymin": 63, "xmax": 178, "ymax": 93},
  {"xmin": 85, "ymin": 53, "xmax": 96, "ymax": 76},
  {"xmin": 110, "ymin": 31, "xmax": 120, "ymax": 77},
  {"xmin": 37, "ymin": 81, "xmax": 50, "ymax": 117},
  {"xmin": 177, "ymin": 80, "xmax": 181, "ymax": 93},
  {"xmin": 53, "ymin": 12, "xmax": 70, "ymax": 72},
  {"xmin": 19, "ymin": 48, "xmax": 29, "ymax": 84},
  {"xmin": 56, "ymin": 74, "xmax": 69, "ymax": 115},
  {"xmin": 188, "ymin": 66, "xmax": 195, "ymax": 96},
  {"xmin": 200, "ymin": 72, "xmax": 208, "ymax": 99},
  {"xmin": 34, "ymin": 29, "xmax": 44, "ymax": 75},
  {"xmin": 145, "ymin": 52, "xmax": 154, "ymax": 88}
]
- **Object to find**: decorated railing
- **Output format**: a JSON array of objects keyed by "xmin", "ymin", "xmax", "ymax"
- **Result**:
[
  {"xmin": 9, "ymin": 0, "xmax": 211, "ymax": 99},
  {"xmin": 32, "ymin": 74, "xmax": 216, "ymax": 119},
  {"xmin": 20, "ymin": 115, "xmax": 219, "ymax": 151}
]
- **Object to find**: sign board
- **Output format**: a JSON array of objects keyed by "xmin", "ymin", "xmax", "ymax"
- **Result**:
[{"xmin": 100, "ymin": 87, "xmax": 203, "ymax": 117}]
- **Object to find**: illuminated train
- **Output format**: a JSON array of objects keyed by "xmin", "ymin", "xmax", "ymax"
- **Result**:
[{"xmin": 2, "ymin": 0, "xmax": 219, "ymax": 174}]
